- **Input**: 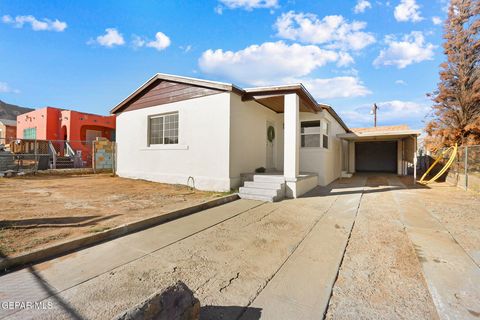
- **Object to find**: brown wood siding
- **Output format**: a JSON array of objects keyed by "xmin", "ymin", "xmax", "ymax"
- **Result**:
[
  {"xmin": 118, "ymin": 80, "xmax": 224, "ymax": 113},
  {"xmin": 254, "ymin": 96, "xmax": 314, "ymax": 113}
]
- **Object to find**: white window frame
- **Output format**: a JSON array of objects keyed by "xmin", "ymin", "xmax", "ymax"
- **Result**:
[
  {"xmin": 148, "ymin": 112, "xmax": 179, "ymax": 146},
  {"xmin": 301, "ymin": 120, "xmax": 321, "ymax": 148},
  {"xmin": 322, "ymin": 120, "xmax": 330, "ymax": 149}
]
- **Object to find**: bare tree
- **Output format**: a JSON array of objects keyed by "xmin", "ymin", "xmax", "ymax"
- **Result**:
[{"xmin": 425, "ymin": 0, "xmax": 480, "ymax": 150}]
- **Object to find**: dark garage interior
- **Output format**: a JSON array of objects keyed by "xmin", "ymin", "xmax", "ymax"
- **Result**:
[{"xmin": 355, "ymin": 141, "xmax": 397, "ymax": 173}]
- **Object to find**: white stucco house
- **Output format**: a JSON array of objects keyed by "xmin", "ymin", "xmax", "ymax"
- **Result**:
[{"xmin": 111, "ymin": 73, "xmax": 420, "ymax": 201}]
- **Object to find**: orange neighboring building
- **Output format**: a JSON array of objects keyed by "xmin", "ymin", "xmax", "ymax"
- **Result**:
[{"xmin": 16, "ymin": 107, "xmax": 115, "ymax": 160}]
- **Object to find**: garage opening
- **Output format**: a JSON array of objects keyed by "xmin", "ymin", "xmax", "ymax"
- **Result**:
[{"xmin": 355, "ymin": 141, "xmax": 397, "ymax": 173}]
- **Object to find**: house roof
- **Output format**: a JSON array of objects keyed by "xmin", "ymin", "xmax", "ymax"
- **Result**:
[
  {"xmin": 350, "ymin": 125, "xmax": 410, "ymax": 134},
  {"xmin": 242, "ymin": 84, "xmax": 319, "ymax": 113},
  {"xmin": 320, "ymin": 105, "xmax": 349, "ymax": 133},
  {"xmin": 110, "ymin": 73, "xmax": 349, "ymax": 131},
  {"xmin": 337, "ymin": 125, "xmax": 421, "ymax": 141},
  {"xmin": 110, "ymin": 73, "xmax": 244, "ymax": 114},
  {"xmin": 0, "ymin": 119, "xmax": 17, "ymax": 126}
]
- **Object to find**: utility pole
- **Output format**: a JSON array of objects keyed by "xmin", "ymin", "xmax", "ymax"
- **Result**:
[{"xmin": 371, "ymin": 103, "xmax": 379, "ymax": 127}]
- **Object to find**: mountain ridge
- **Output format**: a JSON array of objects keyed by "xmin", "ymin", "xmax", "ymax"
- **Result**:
[{"xmin": 0, "ymin": 100, "xmax": 34, "ymax": 121}]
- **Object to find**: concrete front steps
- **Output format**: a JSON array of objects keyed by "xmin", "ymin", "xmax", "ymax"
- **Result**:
[
  {"xmin": 341, "ymin": 171, "xmax": 353, "ymax": 178},
  {"xmin": 239, "ymin": 174, "xmax": 286, "ymax": 202}
]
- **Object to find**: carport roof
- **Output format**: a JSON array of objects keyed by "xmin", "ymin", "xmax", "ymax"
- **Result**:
[{"xmin": 337, "ymin": 125, "xmax": 421, "ymax": 141}]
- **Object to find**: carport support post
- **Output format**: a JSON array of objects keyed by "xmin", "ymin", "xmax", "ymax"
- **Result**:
[
  {"xmin": 413, "ymin": 136, "xmax": 417, "ymax": 184},
  {"xmin": 284, "ymin": 93, "xmax": 300, "ymax": 197}
]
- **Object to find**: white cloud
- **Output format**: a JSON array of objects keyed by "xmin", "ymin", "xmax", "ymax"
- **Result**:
[
  {"xmin": 354, "ymin": 0, "xmax": 372, "ymax": 13},
  {"xmin": 198, "ymin": 41, "xmax": 370, "ymax": 100},
  {"xmin": 89, "ymin": 28, "xmax": 125, "ymax": 47},
  {"xmin": 337, "ymin": 52, "xmax": 355, "ymax": 67},
  {"xmin": 440, "ymin": 0, "xmax": 450, "ymax": 13},
  {"xmin": 0, "ymin": 82, "xmax": 19, "ymax": 93},
  {"xmin": 394, "ymin": 0, "xmax": 423, "ymax": 22},
  {"xmin": 274, "ymin": 11, "xmax": 375, "ymax": 51},
  {"xmin": 132, "ymin": 35, "xmax": 146, "ymax": 48},
  {"xmin": 341, "ymin": 100, "xmax": 429, "ymax": 127},
  {"xmin": 432, "ymin": 16, "xmax": 442, "ymax": 25},
  {"xmin": 298, "ymin": 77, "xmax": 371, "ymax": 99},
  {"xmin": 147, "ymin": 32, "xmax": 171, "ymax": 51},
  {"xmin": 373, "ymin": 31, "xmax": 436, "ymax": 68},
  {"xmin": 217, "ymin": 0, "xmax": 278, "ymax": 10},
  {"xmin": 199, "ymin": 41, "xmax": 343, "ymax": 85},
  {"xmin": 180, "ymin": 45, "xmax": 192, "ymax": 53},
  {"xmin": 2, "ymin": 14, "xmax": 67, "ymax": 31},
  {"xmin": 395, "ymin": 79, "xmax": 407, "ymax": 85},
  {"xmin": 132, "ymin": 32, "xmax": 171, "ymax": 51}
]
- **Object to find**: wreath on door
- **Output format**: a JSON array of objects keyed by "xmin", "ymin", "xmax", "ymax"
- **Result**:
[{"xmin": 267, "ymin": 126, "xmax": 275, "ymax": 142}]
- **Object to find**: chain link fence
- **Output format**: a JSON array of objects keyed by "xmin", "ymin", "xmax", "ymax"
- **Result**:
[
  {"xmin": 446, "ymin": 145, "xmax": 480, "ymax": 192},
  {"xmin": 418, "ymin": 145, "xmax": 480, "ymax": 192},
  {"xmin": 0, "ymin": 138, "xmax": 111, "ymax": 176}
]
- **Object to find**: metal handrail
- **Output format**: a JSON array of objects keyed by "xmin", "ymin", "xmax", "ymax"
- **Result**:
[
  {"xmin": 48, "ymin": 141, "xmax": 57, "ymax": 169},
  {"xmin": 65, "ymin": 141, "xmax": 76, "ymax": 158}
]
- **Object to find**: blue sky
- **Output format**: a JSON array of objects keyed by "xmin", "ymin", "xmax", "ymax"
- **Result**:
[{"xmin": 0, "ymin": 0, "xmax": 449, "ymax": 129}]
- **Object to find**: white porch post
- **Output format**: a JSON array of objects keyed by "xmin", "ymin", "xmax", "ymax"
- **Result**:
[{"xmin": 284, "ymin": 94, "xmax": 300, "ymax": 197}]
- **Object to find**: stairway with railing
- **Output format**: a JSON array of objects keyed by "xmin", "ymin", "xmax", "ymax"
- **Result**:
[{"xmin": 48, "ymin": 141, "xmax": 75, "ymax": 169}]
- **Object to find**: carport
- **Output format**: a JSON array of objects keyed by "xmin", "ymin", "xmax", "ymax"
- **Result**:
[{"xmin": 337, "ymin": 125, "xmax": 421, "ymax": 179}]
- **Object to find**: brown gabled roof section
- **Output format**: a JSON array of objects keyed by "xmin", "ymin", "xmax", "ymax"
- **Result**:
[
  {"xmin": 110, "ymin": 73, "xmax": 244, "ymax": 114},
  {"xmin": 110, "ymin": 73, "xmax": 350, "ymax": 132}
]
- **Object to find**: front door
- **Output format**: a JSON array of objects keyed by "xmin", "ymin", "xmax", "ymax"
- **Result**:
[{"xmin": 266, "ymin": 121, "xmax": 275, "ymax": 169}]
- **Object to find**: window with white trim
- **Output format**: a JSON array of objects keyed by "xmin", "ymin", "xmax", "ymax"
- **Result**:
[
  {"xmin": 301, "ymin": 121, "xmax": 321, "ymax": 148},
  {"xmin": 322, "ymin": 120, "xmax": 330, "ymax": 149},
  {"xmin": 148, "ymin": 112, "xmax": 178, "ymax": 145}
]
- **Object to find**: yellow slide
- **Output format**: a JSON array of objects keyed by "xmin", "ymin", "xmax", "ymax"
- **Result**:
[{"xmin": 419, "ymin": 143, "xmax": 458, "ymax": 184}]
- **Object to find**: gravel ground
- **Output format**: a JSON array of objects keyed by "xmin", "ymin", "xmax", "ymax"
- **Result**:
[
  {"xmin": 326, "ymin": 176, "xmax": 439, "ymax": 320},
  {"xmin": 0, "ymin": 174, "xmax": 222, "ymax": 256},
  {"xmin": 406, "ymin": 180, "xmax": 480, "ymax": 266}
]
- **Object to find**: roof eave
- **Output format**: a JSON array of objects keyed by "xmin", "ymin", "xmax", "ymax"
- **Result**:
[
  {"xmin": 337, "ymin": 130, "xmax": 422, "ymax": 140},
  {"xmin": 243, "ymin": 84, "xmax": 320, "ymax": 113},
  {"xmin": 320, "ymin": 105, "xmax": 349, "ymax": 132}
]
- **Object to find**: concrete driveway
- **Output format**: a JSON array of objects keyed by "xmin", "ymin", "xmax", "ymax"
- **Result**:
[{"xmin": 1, "ymin": 174, "xmax": 479, "ymax": 320}]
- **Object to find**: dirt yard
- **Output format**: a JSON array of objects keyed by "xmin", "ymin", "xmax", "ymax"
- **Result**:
[{"xmin": 0, "ymin": 174, "xmax": 224, "ymax": 257}]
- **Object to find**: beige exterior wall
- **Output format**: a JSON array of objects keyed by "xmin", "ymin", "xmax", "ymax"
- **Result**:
[
  {"xmin": 229, "ymin": 93, "xmax": 348, "ymax": 188},
  {"xmin": 229, "ymin": 93, "xmax": 284, "ymax": 189},
  {"xmin": 299, "ymin": 111, "xmax": 347, "ymax": 185}
]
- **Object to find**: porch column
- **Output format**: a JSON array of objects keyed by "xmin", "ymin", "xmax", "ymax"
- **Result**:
[{"xmin": 283, "ymin": 93, "xmax": 300, "ymax": 181}]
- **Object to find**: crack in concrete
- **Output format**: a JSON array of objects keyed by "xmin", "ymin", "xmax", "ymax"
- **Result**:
[
  {"xmin": 243, "ymin": 207, "xmax": 278, "ymax": 228},
  {"xmin": 195, "ymin": 276, "xmax": 213, "ymax": 294},
  {"xmin": 219, "ymin": 272, "xmax": 240, "ymax": 293}
]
